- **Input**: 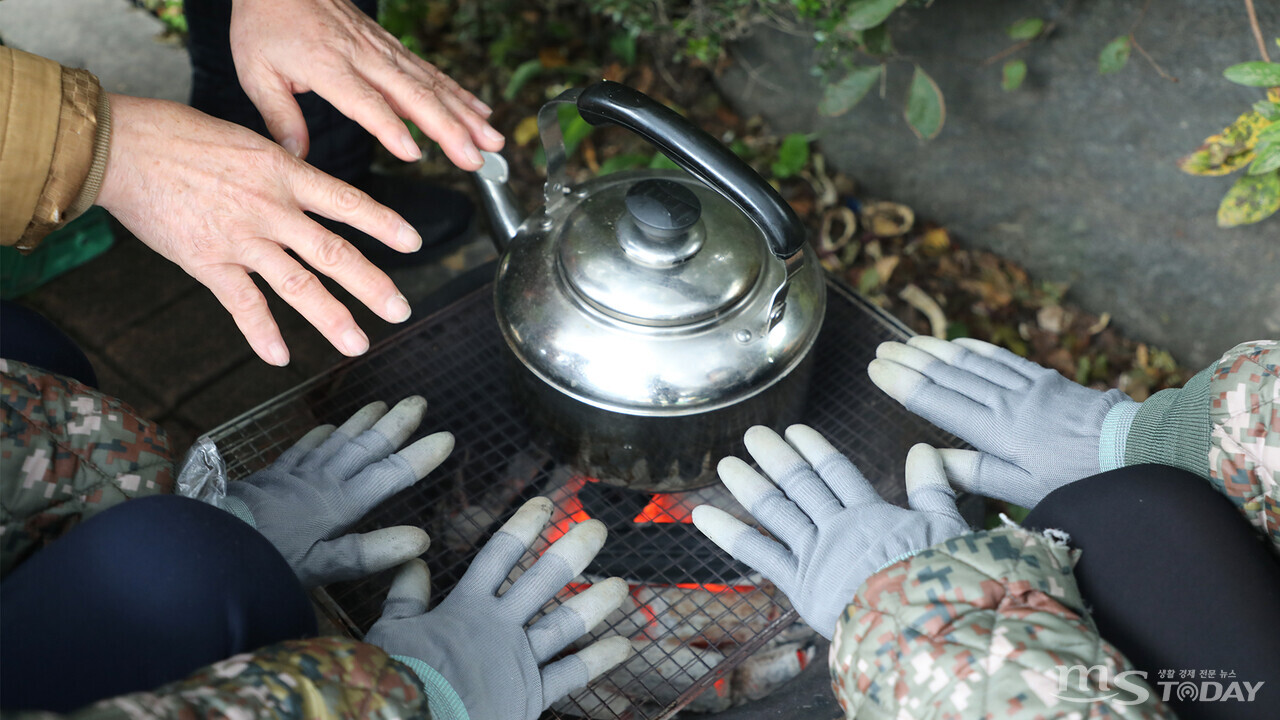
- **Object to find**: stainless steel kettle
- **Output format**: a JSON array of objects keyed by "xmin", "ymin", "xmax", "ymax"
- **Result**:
[{"xmin": 474, "ymin": 81, "xmax": 826, "ymax": 491}]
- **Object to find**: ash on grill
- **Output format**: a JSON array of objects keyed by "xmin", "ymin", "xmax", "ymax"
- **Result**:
[{"xmin": 441, "ymin": 456, "xmax": 819, "ymax": 717}]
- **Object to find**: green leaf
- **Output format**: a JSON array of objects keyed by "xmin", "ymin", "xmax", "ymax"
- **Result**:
[
  {"xmin": 904, "ymin": 66, "xmax": 945, "ymax": 140},
  {"xmin": 1249, "ymin": 141, "xmax": 1280, "ymax": 176},
  {"xmin": 598, "ymin": 153, "xmax": 653, "ymax": 175},
  {"xmin": 1217, "ymin": 171, "xmax": 1280, "ymax": 227},
  {"xmin": 839, "ymin": 0, "xmax": 906, "ymax": 32},
  {"xmin": 610, "ymin": 32, "xmax": 637, "ymax": 66},
  {"xmin": 1075, "ymin": 355, "xmax": 1092, "ymax": 385},
  {"xmin": 861, "ymin": 23, "xmax": 894, "ymax": 55},
  {"xmin": 818, "ymin": 65, "xmax": 882, "ymax": 117},
  {"xmin": 562, "ymin": 115, "xmax": 593, "ymax": 157},
  {"xmin": 1223, "ymin": 61, "xmax": 1280, "ymax": 87},
  {"xmin": 1254, "ymin": 101, "xmax": 1280, "ymax": 121},
  {"xmin": 503, "ymin": 59, "xmax": 542, "ymax": 101},
  {"xmin": 1007, "ymin": 18, "xmax": 1044, "ymax": 41},
  {"xmin": 1098, "ymin": 36, "xmax": 1131, "ymax": 75},
  {"xmin": 1002, "ymin": 59, "xmax": 1027, "ymax": 92},
  {"xmin": 771, "ymin": 133, "xmax": 811, "ymax": 179},
  {"xmin": 648, "ymin": 154, "xmax": 681, "ymax": 170}
]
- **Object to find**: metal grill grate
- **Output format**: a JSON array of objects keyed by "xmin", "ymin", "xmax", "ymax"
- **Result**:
[{"xmin": 208, "ymin": 277, "xmax": 967, "ymax": 719}]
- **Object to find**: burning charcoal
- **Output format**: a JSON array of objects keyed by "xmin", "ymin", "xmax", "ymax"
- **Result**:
[
  {"xmin": 435, "ymin": 447, "xmax": 552, "ymax": 552},
  {"xmin": 632, "ymin": 585, "xmax": 780, "ymax": 645},
  {"xmin": 439, "ymin": 504, "xmax": 499, "ymax": 552},
  {"xmin": 616, "ymin": 639, "xmax": 733, "ymax": 713},
  {"xmin": 730, "ymin": 641, "xmax": 818, "ymax": 703},
  {"xmin": 551, "ymin": 684, "xmax": 634, "ymax": 719}
]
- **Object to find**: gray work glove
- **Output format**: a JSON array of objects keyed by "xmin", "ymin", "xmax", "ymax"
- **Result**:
[
  {"xmin": 868, "ymin": 336, "xmax": 1132, "ymax": 508},
  {"xmin": 365, "ymin": 497, "xmax": 634, "ymax": 720},
  {"xmin": 692, "ymin": 425, "xmax": 970, "ymax": 640},
  {"xmin": 219, "ymin": 396, "xmax": 453, "ymax": 588}
]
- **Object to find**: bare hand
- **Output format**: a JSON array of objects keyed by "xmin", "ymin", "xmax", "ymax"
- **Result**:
[
  {"xmin": 228, "ymin": 0, "xmax": 504, "ymax": 169},
  {"xmin": 96, "ymin": 94, "xmax": 420, "ymax": 366}
]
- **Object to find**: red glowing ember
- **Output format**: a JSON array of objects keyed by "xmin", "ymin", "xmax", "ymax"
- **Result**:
[{"xmin": 632, "ymin": 492, "xmax": 697, "ymax": 524}]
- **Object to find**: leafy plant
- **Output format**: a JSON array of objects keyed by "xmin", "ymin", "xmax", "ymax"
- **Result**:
[{"xmin": 1178, "ymin": 49, "xmax": 1280, "ymax": 227}]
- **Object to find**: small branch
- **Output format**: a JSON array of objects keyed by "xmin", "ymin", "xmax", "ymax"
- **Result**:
[
  {"xmin": 1245, "ymin": 0, "xmax": 1271, "ymax": 62},
  {"xmin": 1128, "ymin": 0, "xmax": 1153, "ymax": 35},
  {"xmin": 981, "ymin": 39, "xmax": 1032, "ymax": 67},
  {"xmin": 1130, "ymin": 36, "xmax": 1178, "ymax": 82},
  {"xmin": 980, "ymin": 0, "xmax": 1077, "ymax": 67}
]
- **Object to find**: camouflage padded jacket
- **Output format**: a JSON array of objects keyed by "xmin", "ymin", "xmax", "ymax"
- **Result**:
[
  {"xmin": 1, "ymin": 360, "xmax": 432, "ymax": 719},
  {"xmin": 829, "ymin": 339, "xmax": 1278, "ymax": 718}
]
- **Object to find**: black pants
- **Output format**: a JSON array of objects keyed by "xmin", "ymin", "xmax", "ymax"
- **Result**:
[
  {"xmin": 185, "ymin": 0, "xmax": 379, "ymax": 184},
  {"xmin": 0, "ymin": 301, "xmax": 97, "ymax": 387},
  {"xmin": 1026, "ymin": 465, "xmax": 1280, "ymax": 720},
  {"xmin": 0, "ymin": 495, "xmax": 316, "ymax": 712}
]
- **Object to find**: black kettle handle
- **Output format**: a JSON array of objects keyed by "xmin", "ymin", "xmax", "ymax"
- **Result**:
[{"xmin": 576, "ymin": 81, "xmax": 807, "ymax": 259}]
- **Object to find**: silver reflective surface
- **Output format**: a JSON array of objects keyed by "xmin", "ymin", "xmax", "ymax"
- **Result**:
[
  {"xmin": 558, "ymin": 177, "xmax": 763, "ymax": 325},
  {"xmin": 494, "ymin": 169, "xmax": 826, "ymax": 417}
]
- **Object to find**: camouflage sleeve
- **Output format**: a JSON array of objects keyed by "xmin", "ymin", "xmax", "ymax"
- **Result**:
[
  {"xmin": 0, "ymin": 359, "xmax": 175, "ymax": 578},
  {"xmin": 830, "ymin": 526, "xmax": 1173, "ymax": 719},
  {"xmin": 11, "ymin": 637, "xmax": 430, "ymax": 720},
  {"xmin": 1103, "ymin": 340, "xmax": 1279, "ymax": 553},
  {"xmin": 1206, "ymin": 340, "xmax": 1279, "ymax": 552}
]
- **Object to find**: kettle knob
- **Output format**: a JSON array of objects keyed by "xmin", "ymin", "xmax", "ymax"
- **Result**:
[
  {"xmin": 618, "ymin": 179, "xmax": 705, "ymax": 265},
  {"xmin": 625, "ymin": 180, "xmax": 701, "ymax": 239}
]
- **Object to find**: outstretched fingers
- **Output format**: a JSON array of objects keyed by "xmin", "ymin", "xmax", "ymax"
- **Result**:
[
  {"xmin": 691, "ymin": 505, "xmax": 795, "ymax": 586},
  {"xmin": 298, "ymin": 401, "xmax": 388, "ymax": 472},
  {"xmin": 272, "ymin": 424, "xmax": 336, "ymax": 472},
  {"xmin": 936, "ymin": 448, "xmax": 1042, "ymax": 508},
  {"xmin": 454, "ymin": 497, "xmax": 553, "ymax": 598},
  {"xmin": 743, "ymin": 426, "xmax": 844, "ymax": 519},
  {"xmin": 782, "ymin": 424, "xmax": 880, "ymax": 507},
  {"xmin": 540, "ymin": 637, "xmax": 634, "ymax": 711},
  {"xmin": 903, "ymin": 444, "xmax": 964, "ymax": 524},
  {"xmin": 502, "ymin": 519, "xmax": 608, "ymax": 621},
  {"xmin": 716, "ymin": 456, "xmax": 813, "ymax": 552},
  {"xmin": 527, "ymin": 577, "xmax": 628, "ymax": 663},
  {"xmin": 868, "ymin": 358, "xmax": 999, "ymax": 449},
  {"xmin": 308, "ymin": 525, "xmax": 430, "ymax": 586},
  {"xmin": 326, "ymin": 396, "xmax": 430, "ymax": 478},
  {"xmin": 380, "ymin": 558, "xmax": 432, "ymax": 620}
]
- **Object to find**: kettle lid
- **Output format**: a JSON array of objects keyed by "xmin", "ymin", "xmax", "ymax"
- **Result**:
[{"xmin": 557, "ymin": 173, "xmax": 766, "ymax": 326}]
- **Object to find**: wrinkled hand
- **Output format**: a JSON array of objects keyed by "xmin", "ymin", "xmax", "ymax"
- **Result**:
[
  {"xmin": 366, "ymin": 497, "xmax": 633, "ymax": 720},
  {"xmin": 868, "ymin": 336, "xmax": 1132, "ymax": 508},
  {"xmin": 97, "ymin": 94, "xmax": 421, "ymax": 366},
  {"xmin": 692, "ymin": 426, "xmax": 970, "ymax": 640},
  {"xmin": 228, "ymin": 0, "xmax": 503, "ymax": 169},
  {"xmin": 220, "ymin": 396, "xmax": 453, "ymax": 587}
]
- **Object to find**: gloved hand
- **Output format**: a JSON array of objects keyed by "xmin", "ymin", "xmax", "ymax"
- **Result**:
[
  {"xmin": 692, "ymin": 425, "xmax": 970, "ymax": 640},
  {"xmin": 365, "ymin": 497, "xmax": 633, "ymax": 720},
  {"xmin": 220, "ymin": 396, "xmax": 453, "ymax": 587},
  {"xmin": 868, "ymin": 336, "xmax": 1132, "ymax": 508}
]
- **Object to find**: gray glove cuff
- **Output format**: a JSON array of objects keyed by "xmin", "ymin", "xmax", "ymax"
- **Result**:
[
  {"xmin": 218, "ymin": 494, "xmax": 258, "ymax": 528},
  {"xmin": 1098, "ymin": 400, "xmax": 1140, "ymax": 472},
  {"xmin": 391, "ymin": 655, "xmax": 470, "ymax": 720}
]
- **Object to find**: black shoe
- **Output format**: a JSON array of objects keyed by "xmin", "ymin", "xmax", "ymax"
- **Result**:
[{"xmin": 316, "ymin": 171, "xmax": 476, "ymax": 270}]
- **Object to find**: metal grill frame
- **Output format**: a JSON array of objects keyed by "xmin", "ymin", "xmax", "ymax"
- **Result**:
[{"xmin": 207, "ymin": 276, "xmax": 970, "ymax": 719}]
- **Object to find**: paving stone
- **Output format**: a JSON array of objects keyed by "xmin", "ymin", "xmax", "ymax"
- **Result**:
[
  {"xmin": 24, "ymin": 231, "xmax": 199, "ymax": 351},
  {"xmin": 103, "ymin": 288, "xmax": 254, "ymax": 409},
  {"xmin": 0, "ymin": 0, "xmax": 191, "ymax": 103},
  {"xmin": 157, "ymin": 415, "xmax": 204, "ymax": 458},
  {"xmin": 177, "ymin": 358, "xmax": 308, "ymax": 433},
  {"xmin": 84, "ymin": 349, "xmax": 165, "ymax": 421}
]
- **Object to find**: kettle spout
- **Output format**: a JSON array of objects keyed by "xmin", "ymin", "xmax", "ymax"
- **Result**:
[{"xmin": 474, "ymin": 151, "xmax": 524, "ymax": 251}]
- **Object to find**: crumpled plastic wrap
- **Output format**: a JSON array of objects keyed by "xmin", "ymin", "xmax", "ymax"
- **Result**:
[{"xmin": 177, "ymin": 436, "xmax": 228, "ymax": 504}]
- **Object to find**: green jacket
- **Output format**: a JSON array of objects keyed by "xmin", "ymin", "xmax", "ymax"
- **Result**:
[{"xmin": 830, "ymin": 339, "xmax": 1279, "ymax": 718}]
